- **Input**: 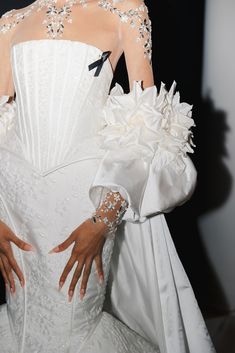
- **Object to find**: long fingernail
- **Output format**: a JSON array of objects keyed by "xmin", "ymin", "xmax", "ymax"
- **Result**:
[
  {"xmin": 58, "ymin": 281, "xmax": 64, "ymax": 291},
  {"xmin": 20, "ymin": 280, "xmax": 24, "ymax": 288},
  {"xmin": 25, "ymin": 244, "xmax": 35, "ymax": 251},
  {"xmin": 68, "ymin": 290, "xmax": 73, "ymax": 302},
  {"xmin": 48, "ymin": 246, "xmax": 59, "ymax": 254},
  {"xmin": 80, "ymin": 289, "xmax": 85, "ymax": 300},
  {"xmin": 10, "ymin": 287, "xmax": 14, "ymax": 294}
]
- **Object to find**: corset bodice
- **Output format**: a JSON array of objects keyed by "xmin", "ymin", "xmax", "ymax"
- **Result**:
[{"xmin": 10, "ymin": 39, "xmax": 113, "ymax": 174}]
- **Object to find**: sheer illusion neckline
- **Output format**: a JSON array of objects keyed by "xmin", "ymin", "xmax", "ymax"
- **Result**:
[{"xmin": 10, "ymin": 38, "xmax": 114, "ymax": 77}]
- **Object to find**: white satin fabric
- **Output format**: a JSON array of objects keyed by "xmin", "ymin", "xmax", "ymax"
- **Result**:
[
  {"xmin": 0, "ymin": 39, "xmax": 215, "ymax": 353},
  {"xmin": 89, "ymin": 80, "xmax": 197, "ymax": 222}
]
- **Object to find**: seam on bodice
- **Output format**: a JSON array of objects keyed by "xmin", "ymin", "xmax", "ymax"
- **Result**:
[{"xmin": 6, "ymin": 39, "xmax": 113, "ymax": 175}]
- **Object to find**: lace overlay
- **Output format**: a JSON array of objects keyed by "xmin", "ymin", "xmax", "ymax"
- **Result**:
[
  {"xmin": 0, "ymin": 133, "xmax": 158, "ymax": 352},
  {"xmin": 98, "ymin": 0, "xmax": 152, "ymax": 62},
  {"xmin": 0, "ymin": 0, "xmax": 152, "ymax": 62},
  {"xmin": 81, "ymin": 312, "xmax": 159, "ymax": 353}
]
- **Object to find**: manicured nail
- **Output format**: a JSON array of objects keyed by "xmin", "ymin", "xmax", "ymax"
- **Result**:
[
  {"xmin": 25, "ymin": 244, "xmax": 35, "ymax": 251},
  {"xmin": 10, "ymin": 287, "xmax": 14, "ymax": 294},
  {"xmin": 68, "ymin": 290, "xmax": 73, "ymax": 302},
  {"xmin": 58, "ymin": 281, "xmax": 64, "ymax": 291},
  {"xmin": 48, "ymin": 246, "xmax": 59, "ymax": 254},
  {"xmin": 80, "ymin": 288, "xmax": 85, "ymax": 300},
  {"xmin": 20, "ymin": 280, "xmax": 24, "ymax": 288}
]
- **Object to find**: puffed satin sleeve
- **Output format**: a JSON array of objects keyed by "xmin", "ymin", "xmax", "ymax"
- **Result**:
[
  {"xmin": 89, "ymin": 80, "xmax": 197, "ymax": 222},
  {"xmin": 89, "ymin": 0, "xmax": 197, "ymax": 222}
]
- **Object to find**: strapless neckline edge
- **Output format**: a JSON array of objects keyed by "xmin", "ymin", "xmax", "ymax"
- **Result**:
[{"xmin": 10, "ymin": 38, "xmax": 114, "ymax": 78}]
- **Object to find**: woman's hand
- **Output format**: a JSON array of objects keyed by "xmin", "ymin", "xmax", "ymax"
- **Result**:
[
  {"xmin": 48, "ymin": 218, "xmax": 108, "ymax": 302},
  {"xmin": 0, "ymin": 220, "xmax": 35, "ymax": 293}
]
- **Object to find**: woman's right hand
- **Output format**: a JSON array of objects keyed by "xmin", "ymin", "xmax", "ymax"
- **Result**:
[{"xmin": 0, "ymin": 220, "xmax": 34, "ymax": 293}]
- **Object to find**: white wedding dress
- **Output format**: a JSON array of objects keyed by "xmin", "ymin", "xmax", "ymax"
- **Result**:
[{"xmin": 0, "ymin": 1, "xmax": 216, "ymax": 353}]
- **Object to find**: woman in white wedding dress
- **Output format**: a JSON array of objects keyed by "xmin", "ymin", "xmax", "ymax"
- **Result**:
[{"xmin": 0, "ymin": 1, "xmax": 216, "ymax": 352}]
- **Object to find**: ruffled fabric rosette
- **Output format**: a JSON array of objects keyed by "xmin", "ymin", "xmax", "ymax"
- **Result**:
[
  {"xmin": 98, "ymin": 80, "xmax": 195, "ymax": 167},
  {"xmin": 90, "ymin": 80, "xmax": 198, "ymax": 221},
  {"xmin": 0, "ymin": 96, "xmax": 16, "ymax": 143}
]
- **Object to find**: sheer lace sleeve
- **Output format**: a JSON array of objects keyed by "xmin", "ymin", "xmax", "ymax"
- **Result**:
[
  {"xmin": 0, "ymin": 10, "xmax": 16, "ymax": 97},
  {"xmin": 118, "ymin": 0, "xmax": 154, "ymax": 89},
  {"xmin": 98, "ymin": 0, "xmax": 154, "ymax": 89},
  {"xmin": 0, "ymin": 10, "xmax": 17, "ymax": 141}
]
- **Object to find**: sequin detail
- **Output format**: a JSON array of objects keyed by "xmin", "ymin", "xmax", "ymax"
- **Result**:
[
  {"xmin": 40, "ymin": 0, "xmax": 84, "ymax": 39},
  {"xmin": 0, "ymin": 0, "xmax": 87, "ymax": 37},
  {"xmin": 97, "ymin": 0, "xmax": 152, "ymax": 62},
  {"xmin": 90, "ymin": 190, "xmax": 128, "ymax": 238}
]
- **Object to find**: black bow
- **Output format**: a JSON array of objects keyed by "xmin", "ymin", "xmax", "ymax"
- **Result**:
[{"xmin": 88, "ymin": 51, "xmax": 111, "ymax": 77}]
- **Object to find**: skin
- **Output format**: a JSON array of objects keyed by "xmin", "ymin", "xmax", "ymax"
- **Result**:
[
  {"xmin": 0, "ymin": 218, "xmax": 108, "ymax": 301},
  {"xmin": 0, "ymin": 220, "xmax": 35, "ymax": 293},
  {"xmin": 48, "ymin": 218, "xmax": 108, "ymax": 301}
]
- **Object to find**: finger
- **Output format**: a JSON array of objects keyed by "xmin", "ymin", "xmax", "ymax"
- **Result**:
[
  {"xmin": 80, "ymin": 258, "xmax": 93, "ymax": 300},
  {"xmin": 59, "ymin": 254, "xmax": 77, "ymax": 289},
  {"xmin": 68, "ymin": 260, "xmax": 85, "ymax": 301},
  {"xmin": 0, "ymin": 257, "xmax": 9, "ymax": 288},
  {"xmin": 48, "ymin": 233, "xmax": 75, "ymax": 254},
  {"xmin": 94, "ymin": 254, "xmax": 104, "ymax": 284},
  {"xmin": 6, "ymin": 245, "xmax": 25, "ymax": 287},
  {"xmin": 1, "ymin": 255, "xmax": 15, "ymax": 293},
  {"xmin": 10, "ymin": 233, "xmax": 35, "ymax": 252}
]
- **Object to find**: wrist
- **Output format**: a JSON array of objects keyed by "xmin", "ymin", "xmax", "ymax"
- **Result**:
[
  {"xmin": 90, "ymin": 190, "xmax": 129, "ymax": 238},
  {"xmin": 88, "ymin": 215, "xmax": 109, "ymax": 233}
]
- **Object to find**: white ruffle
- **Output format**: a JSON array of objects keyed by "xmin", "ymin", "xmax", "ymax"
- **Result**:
[
  {"xmin": 98, "ymin": 80, "xmax": 195, "ymax": 159},
  {"xmin": 90, "ymin": 80, "xmax": 197, "ymax": 222},
  {"xmin": 0, "ymin": 96, "xmax": 16, "ymax": 143}
]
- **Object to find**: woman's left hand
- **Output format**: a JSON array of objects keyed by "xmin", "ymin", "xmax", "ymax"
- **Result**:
[{"xmin": 48, "ymin": 218, "xmax": 107, "ymax": 302}]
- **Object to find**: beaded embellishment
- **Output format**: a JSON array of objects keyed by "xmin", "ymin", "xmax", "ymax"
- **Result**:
[
  {"xmin": 0, "ymin": 0, "xmax": 152, "ymax": 61},
  {"xmin": 41, "ymin": 0, "xmax": 81, "ymax": 39},
  {"xmin": 0, "ymin": 0, "xmax": 88, "ymax": 38},
  {"xmin": 91, "ymin": 191, "xmax": 128, "ymax": 238},
  {"xmin": 97, "ymin": 0, "xmax": 152, "ymax": 62}
]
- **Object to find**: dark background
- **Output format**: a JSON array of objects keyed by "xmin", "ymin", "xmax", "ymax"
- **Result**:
[{"xmin": 0, "ymin": 1, "xmax": 232, "ymax": 351}]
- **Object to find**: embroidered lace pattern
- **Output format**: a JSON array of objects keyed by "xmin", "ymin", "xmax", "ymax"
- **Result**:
[
  {"xmin": 97, "ymin": 0, "xmax": 152, "ymax": 62},
  {"xmin": 0, "ymin": 0, "xmax": 87, "ymax": 39},
  {"xmin": 0, "ymin": 0, "xmax": 152, "ymax": 61},
  {"xmin": 90, "ymin": 191, "xmax": 128, "ymax": 238}
]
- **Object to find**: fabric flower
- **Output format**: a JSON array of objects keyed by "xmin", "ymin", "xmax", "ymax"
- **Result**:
[{"xmin": 98, "ymin": 80, "xmax": 195, "ymax": 162}]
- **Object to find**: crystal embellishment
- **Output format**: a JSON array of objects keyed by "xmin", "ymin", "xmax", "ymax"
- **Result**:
[
  {"xmin": 91, "ymin": 191, "xmax": 128, "ymax": 238},
  {"xmin": 97, "ymin": 0, "xmax": 152, "ymax": 63},
  {"xmin": 0, "ymin": 0, "xmax": 152, "ymax": 60},
  {"xmin": 0, "ymin": 0, "xmax": 88, "ymax": 38},
  {"xmin": 39, "ymin": 0, "xmax": 85, "ymax": 39},
  {"xmin": 43, "ymin": 2, "xmax": 75, "ymax": 39}
]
